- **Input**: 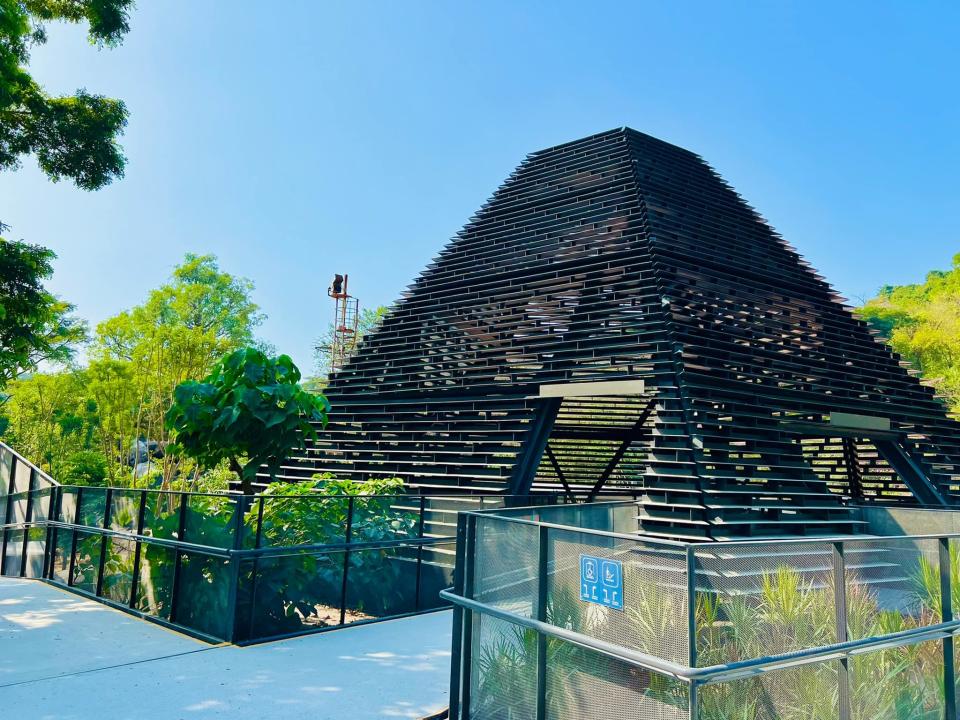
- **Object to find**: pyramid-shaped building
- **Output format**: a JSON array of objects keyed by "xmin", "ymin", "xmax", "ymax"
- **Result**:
[{"xmin": 285, "ymin": 128, "xmax": 960, "ymax": 539}]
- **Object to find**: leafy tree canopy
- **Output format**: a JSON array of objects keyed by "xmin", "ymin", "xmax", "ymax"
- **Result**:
[
  {"xmin": 165, "ymin": 348, "xmax": 330, "ymax": 494},
  {"xmin": 0, "ymin": 238, "xmax": 86, "ymax": 388},
  {"xmin": 859, "ymin": 253, "xmax": 960, "ymax": 415},
  {"xmin": 1, "ymin": 0, "xmax": 131, "ymax": 190}
]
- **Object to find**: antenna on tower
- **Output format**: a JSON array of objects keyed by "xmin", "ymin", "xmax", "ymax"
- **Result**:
[{"xmin": 327, "ymin": 273, "xmax": 360, "ymax": 375}]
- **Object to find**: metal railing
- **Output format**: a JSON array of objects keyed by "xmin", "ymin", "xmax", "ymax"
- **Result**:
[
  {"xmin": 0, "ymin": 442, "xmax": 559, "ymax": 643},
  {"xmin": 449, "ymin": 504, "xmax": 960, "ymax": 720}
]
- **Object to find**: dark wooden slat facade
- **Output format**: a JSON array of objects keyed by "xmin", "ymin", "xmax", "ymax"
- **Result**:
[{"xmin": 281, "ymin": 127, "xmax": 960, "ymax": 539}]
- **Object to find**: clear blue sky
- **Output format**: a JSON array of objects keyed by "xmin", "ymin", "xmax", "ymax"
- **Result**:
[{"xmin": 2, "ymin": 1, "xmax": 957, "ymax": 374}]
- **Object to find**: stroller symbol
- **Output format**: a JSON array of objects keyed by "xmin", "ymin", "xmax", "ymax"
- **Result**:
[{"xmin": 583, "ymin": 559, "xmax": 597, "ymax": 582}]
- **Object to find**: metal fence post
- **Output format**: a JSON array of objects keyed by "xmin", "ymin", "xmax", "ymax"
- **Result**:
[
  {"xmin": 66, "ymin": 486, "xmax": 83, "ymax": 586},
  {"xmin": 168, "ymin": 492, "xmax": 189, "ymax": 623},
  {"xmin": 939, "ymin": 537, "xmax": 956, "ymax": 720},
  {"xmin": 224, "ymin": 495, "xmax": 247, "ymax": 643},
  {"xmin": 448, "ymin": 512, "xmax": 468, "ymax": 720},
  {"xmin": 128, "ymin": 490, "xmax": 148, "ymax": 608},
  {"xmin": 95, "ymin": 488, "xmax": 113, "ymax": 597},
  {"xmin": 459, "ymin": 513, "xmax": 478, "ymax": 718},
  {"xmin": 688, "ymin": 681, "xmax": 699, "ymax": 720},
  {"xmin": 339, "ymin": 496, "xmax": 355, "ymax": 626},
  {"xmin": 244, "ymin": 496, "xmax": 266, "ymax": 641},
  {"xmin": 687, "ymin": 545, "xmax": 697, "ymax": 669},
  {"xmin": 414, "ymin": 494, "xmax": 427, "ymax": 611},
  {"xmin": 44, "ymin": 485, "xmax": 62, "ymax": 579},
  {"xmin": 833, "ymin": 542, "xmax": 851, "ymax": 720},
  {"xmin": 19, "ymin": 468, "xmax": 36, "ymax": 577},
  {"xmin": 536, "ymin": 524, "xmax": 549, "ymax": 720}
]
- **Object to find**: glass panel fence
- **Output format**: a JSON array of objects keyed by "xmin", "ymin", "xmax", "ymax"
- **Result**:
[
  {"xmin": 71, "ymin": 531, "xmax": 102, "ymax": 592},
  {"xmin": 76, "ymin": 487, "xmax": 107, "ymax": 528},
  {"xmin": 235, "ymin": 549, "xmax": 346, "ymax": 642},
  {"xmin": 142, "ymin": 492, "xmax": 182, "ymax": 540},
  {"xmin": 136, "ymin": 543, "xmax": 176, "ymax": 620},
  {"xmin": 0, "ymin": 446, "xmax": 12, "ymax": 493},
  {"xmin": 173, "ymin": 552, "xmax": 232, "ymax": 639},
  {"xmin": 344, "ymin": 544, "xmax": 418, "ymax": 620},
  {"xmin": 12, "ymin": 458, "xmax": 31, "ymax": 493},
  {"xmin": 23, "ymin": 526, "xmax": 46, "ymax": 578},
  {"xmin": 101, "ymin": 536, "xmax": 137, "ymax": 604},
  {"xmin": 183, "ymin": 494, "xmax": 238, "ymax": 548}
]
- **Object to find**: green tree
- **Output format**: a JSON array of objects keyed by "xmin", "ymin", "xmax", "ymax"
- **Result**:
[
  {"xmin": 0, "ymin": 239, "xmax": 86, "ymax": 389},
  {"xmin": 165, "ymin": 348, "xmax": 330, "ymax": 494},
  {"xmin": 0, "ymin": 368, "xmax": 96, "ymax": 475},
  {"xmin": 0, "ymin": 0, "xmax": 131, "ymax": 191},
  {"xmin": 91, "ymin": 253, "xmax": 263, "ymax": 482},
  {"xmin": 859, "ymin": 253, "xmax": 960, "ymax": 415}
]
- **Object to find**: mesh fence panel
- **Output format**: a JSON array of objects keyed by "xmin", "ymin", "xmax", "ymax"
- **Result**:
[
  {"xmin": 697, "ymin": 659, "xmax": 841, "ymax": 720},
  {"xmin": 473, "ymin": 516, "xmax": 539, "ymax": 618},
  {"xmin": 695, "ymin": 542, "xmax": 837, "ymax": 664},
  {"xmin": 469, "ymin": 613, "xmax": 539, "ymax": 720},
  {"xmin": 843, "ymin": 538, "xmax": 940, "ymax": 641},
  {"xmin": 849, "ymin": 639, "xmax": 944, "ymax": 720},
  {"xmin": 548, "ymin": 527, "xmax": 689, "ymax": 665},
  {"xmin": 545, "ymin": 638, "xmax": 688, "ymax": 720}
]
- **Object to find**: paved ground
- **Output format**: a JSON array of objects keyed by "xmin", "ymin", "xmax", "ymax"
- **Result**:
[{"xmin": 0, "ymin": 578, "xmax": 451, "ymax": 719}]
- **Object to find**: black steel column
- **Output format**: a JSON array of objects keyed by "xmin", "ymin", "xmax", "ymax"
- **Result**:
[
  {"xmin": 535, "ymin": 524, "xmax": 549, "ymax": 720},
  {"xmin": 18, "ymin": 467, "xmax": 36, "ymax": 577},
  {"xmin": 459, "ymin": 514, "xmax": 477, "ymax": 718},
  {"xmin": 687, "ymin": 546, "xmax": 698, "ymax": 668},
  {"xmin": 244, "ymin": 496, "xmax": 266, "ymax": 640},
  {"xmin": 414, "ymin": 494, "xmax": 426, "ymax": 611},
  {"xmin": 128, "ymin": 490, "xmax": 148, "ymax": 608},
  {"xmin": 940, "ymin": 538, "xmax": 956, "ymax": 720},
  {"xmin": 448, "ymin": 513, "xmax": 468, "ymax": 720},
  {"xmin": 168, "ymin": 492, "xmax": 189, "ymax": 623},
  {"xmin": 833, "ymin": 542, "xmax": 851, "ymax": 720},
  {"xmin": 339, "ymin": 496, "xmax": 355, "ymax": 625},
  {"xmin": 508, "ymin": 398, "xmax": 561, "ymax": 495},
  {"xmin": 95, "ymin": 488, "xmax": 113, "ymax": 596},
  {"xmin": 66, "ymin": 486, "xmax": 83, "ymax": 586}
]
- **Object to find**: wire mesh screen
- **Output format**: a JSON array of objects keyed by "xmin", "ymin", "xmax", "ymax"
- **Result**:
[
  {"xmin": 545, "ymin": 638, "xmax": 688, "ymax": 720},
  {"xmin": 697, "ymin": 659, "xmax": 841, "ymax": 719},
  {"xmin": 694, "ymin": 542, "xmax": 837, "ymax": 665},
  {"xmin": 848, "ymin": 639, "xmax": 944, "ymax": 720},
  {"xmin": 473, "ymin": 516, "xmax": 539, "ymax": 617},
  {"xmin": 547, "ymin": 527, "xmax": 689, "ymax": 665},
  {"xmin": 469, "ymin": 613, "xmax": 539, "ymax": 720},
  {"xmin": 843, "ymin": 538, "xmax": 941, "ymax": 641}
]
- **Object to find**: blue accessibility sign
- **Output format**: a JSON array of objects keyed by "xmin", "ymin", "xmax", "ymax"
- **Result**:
[{"xmin": 580, "ymin": 554, "xmax": 623, "ymax": 610}]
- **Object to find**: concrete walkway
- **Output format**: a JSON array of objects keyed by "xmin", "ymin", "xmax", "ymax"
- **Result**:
[{"xmin": 0, "ymin": 578, "xmax": 451, "ymax": 719}]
